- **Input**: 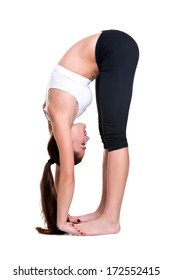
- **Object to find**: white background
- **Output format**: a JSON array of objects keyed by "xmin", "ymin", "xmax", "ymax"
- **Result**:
[{"xmin": 0, "ymin": 0, "xmax": 173, "ymax": 279}]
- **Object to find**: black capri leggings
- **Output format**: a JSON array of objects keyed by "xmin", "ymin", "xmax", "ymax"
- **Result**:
[{"xmin": 95, "ymin": 30, "xmax": 139, "ymax": 151}]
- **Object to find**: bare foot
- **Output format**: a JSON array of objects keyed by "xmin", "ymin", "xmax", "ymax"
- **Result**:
[
  {"xmin": 68, "ymin": 210, "xmax": 102, "ymax": 223},
  {"xmin": 58, "ymin": 222, "xmax": 83, "ymax": 235},
  {"xmin": 74, "ymin": 218, "xmax": 120, "ymax": 236}
]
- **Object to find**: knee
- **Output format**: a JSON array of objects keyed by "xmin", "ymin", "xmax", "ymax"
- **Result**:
[
  {"xmin": 106, "ymin": 133, "xmax": 128, "ymax": 151},
  {"xmin": 101, "ymin": 125, "xmax": 128, "ymax": 151}
]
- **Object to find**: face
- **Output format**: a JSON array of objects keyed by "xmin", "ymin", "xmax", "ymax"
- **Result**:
[{"xmin": 71, "ymin": 123, "xmax": 90, "ymax": 159}]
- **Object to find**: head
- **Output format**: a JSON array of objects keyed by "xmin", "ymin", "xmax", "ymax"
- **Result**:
[
  {"xmin": 71, "ymin": 123, "xmax": 90, "ymax": 161},
  {"xmin": 47, "ymin": 123, "xmax": 89, "ymax": 165}
]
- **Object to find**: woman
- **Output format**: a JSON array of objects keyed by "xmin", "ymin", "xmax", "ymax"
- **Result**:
[{"xmin": 36, "ymin": 29, "xmax": 139, "ymax": 236}]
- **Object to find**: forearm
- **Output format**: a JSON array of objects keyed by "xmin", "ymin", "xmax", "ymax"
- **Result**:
[{"xmin": 56, "ymin": 177, "xmax": 75, "ymax": 227}]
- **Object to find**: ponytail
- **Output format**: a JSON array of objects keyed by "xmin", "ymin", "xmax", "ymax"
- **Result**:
[
  {"xmin": 36, "ymin": 161, "xmax": 66, "ymax": 234},
  {"xmin": 36, "ymin": 134, "xmax": 82, "ymax": 234}
]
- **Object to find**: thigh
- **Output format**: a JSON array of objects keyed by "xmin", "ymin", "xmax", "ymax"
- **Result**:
[
  {"xmin": 95, "ymin": 30, "xmax": 139, "ymax": 150},
  {"xmin": 95, "ymin": 75, "xmax": 108, "ymax": 149}
]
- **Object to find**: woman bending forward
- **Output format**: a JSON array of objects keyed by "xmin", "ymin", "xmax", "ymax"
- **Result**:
[{"xmin": 36, "ymin": 30, "xmax": 139, "ymax": 236}]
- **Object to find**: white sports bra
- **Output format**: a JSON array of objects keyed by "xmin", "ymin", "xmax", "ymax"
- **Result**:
[{"xmin": 44, "ymin": 64, "xmax": 93, "ymax": 118}]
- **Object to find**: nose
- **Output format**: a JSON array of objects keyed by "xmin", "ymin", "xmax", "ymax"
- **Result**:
[{"xmin": 85, "ymin": 135, "xmax": 89, "ymax": 143}]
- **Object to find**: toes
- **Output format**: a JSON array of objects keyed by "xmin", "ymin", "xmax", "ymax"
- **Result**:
[
  {"xmin": 73, "ymin": 225, "xmax": 84, "ymax": 236},
  {"xmin": 69, "ymin": 223, "xmax": 75, "ymax": 227},
  {"xmin": 68, "ymin": 216, "xmax": 81, "ymax": 224},
  {"xmin": 69, "ymin": 223, "xmax": 83, "ymax": 235},
  {"xmin": 76, "ymin": 229, "xmax": 84, "ymax": 235}
]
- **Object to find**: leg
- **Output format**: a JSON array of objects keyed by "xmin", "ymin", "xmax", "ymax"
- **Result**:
[
  {"xmin": 69, "ymin": 149, "xmax": 108, "ymax": 223},
  {"xmin": 104, "ymin": 148, "xmax": 129, "ymax": 224},
  {"xmin": 75, "ymin": 31, "xmax": 139, "ymax": 235},
  {"xmin": 74, "ymin": 149, "xmax": 128, "ymax": 236},
  {"xmin": 96, "ymin": 149, "xmax": 108, "ymax": 214}
]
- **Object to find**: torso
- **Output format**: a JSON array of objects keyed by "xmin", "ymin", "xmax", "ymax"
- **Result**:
[
  {"xmin": 58, "ymin": 32, "xmax": 102, "ymax": 80},
  {"xmin": 44, "ymin": 32, "xmax": 102, "ymax": 126}
]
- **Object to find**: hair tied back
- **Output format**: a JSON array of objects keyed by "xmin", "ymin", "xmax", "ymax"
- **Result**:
[{"xmin": 48, "ymin": 158, "xmax": 55, "ymax": 165}]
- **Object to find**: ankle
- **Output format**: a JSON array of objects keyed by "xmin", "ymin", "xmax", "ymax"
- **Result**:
[
  {"xmin": 105, "ymin": 218, "xmax": 121, "ymax": 233},
  {"xmin": 100, "ymin": 214, "xmax": 120, "ymax": 227},
  {"xmin": 95, "ymin": 207, "xmax": 104, "ymax": 216},
  {"xmin": 57, "ymin": 221, "xmax": 67, "ymax": 231}
]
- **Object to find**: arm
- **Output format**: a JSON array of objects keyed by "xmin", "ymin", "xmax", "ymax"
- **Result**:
[
  {"xmin": 43, "ymin": 102, "xmax": 52, "ymax": 135},
  {"xmin": 51, "ymin": 118, "xmax": 75, "ymax": 229},
  {"xmin": 46, "ymin": 89, "xmax": 77, "ymax": 230}
]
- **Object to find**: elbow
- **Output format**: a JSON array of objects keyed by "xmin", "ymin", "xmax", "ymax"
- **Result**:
[{"xmin": 60, "ymin": 174, "xmax": 75, "ymax": 185}]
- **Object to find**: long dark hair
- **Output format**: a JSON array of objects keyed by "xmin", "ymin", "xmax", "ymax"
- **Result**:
[{"xmin": 35, "ymin": 134, "xmax": 81, "ymax": 234}]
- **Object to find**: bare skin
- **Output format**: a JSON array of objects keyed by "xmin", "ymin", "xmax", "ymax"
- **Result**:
[
  {"xmin": 58, "ymin": 33, "xmax": 101, "ymax": 80},
  {"xmin": 44, "ymin": 33, "xmax": 101, "ymax": 235},
  {"xmin": 70, "ymin": 148, "xmax": 129, "ymax": 236},
  {"xmin": 47, "ymin": 116, "xmax": 89, "ymax": 236},
  {"xmin": 69, "ymin": 149, "xmax": 108, "ymax": 223},
  {"xmin": 45, "ymin": 32, "xmax": 130, "ymax": 235}
]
